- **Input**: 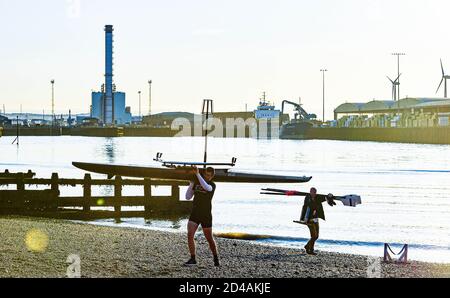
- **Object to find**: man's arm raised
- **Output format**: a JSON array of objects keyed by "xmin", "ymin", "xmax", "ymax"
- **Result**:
[
  {"xmin": 185, "ymin": 182, "xmax": 195, "ymax": 200},
  {"xmin": 195, "ymin": 173, "xmax": 213, "ymax": 192}
]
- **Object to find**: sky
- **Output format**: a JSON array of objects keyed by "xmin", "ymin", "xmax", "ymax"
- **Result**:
[{"xmin": 1, "ymin": 0, "xmax": 450, "ymax": 119}]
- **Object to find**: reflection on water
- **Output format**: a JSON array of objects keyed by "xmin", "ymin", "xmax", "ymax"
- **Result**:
[
  {"xmin": 1, "ymin": 136, "xmax": 449, "ymax": 263},
  {"xmin": 103, "ymin": 138, "xmax": 116, "ymax": 164},
  {"xmin": 97, "ymin": 138, "xmax": 116, "ymax": 196}
]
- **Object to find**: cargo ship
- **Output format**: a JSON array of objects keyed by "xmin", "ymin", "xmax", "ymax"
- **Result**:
[
  {"xmin": 254, "ymin": 93, "xmax": 280, "ymax": 120},
  {"xmin": 253, "ymin": 93, "xmax": 282, "ymax": 139}
]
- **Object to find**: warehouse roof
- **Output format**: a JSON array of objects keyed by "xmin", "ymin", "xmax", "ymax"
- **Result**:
[
  {"xmin": 147, "ymin": 112, "xmax": 197, "ymax": 118},
  {"xmin": 360, "ymin": 100, "xmax": 396, "ymax": 111},
  {"xmin": 334, "ymin": 102, "xmax": 366, "ymax": 113},
  {"xmin": 413, "ymin": 99, "xmax": 450, "ymax": 108},
  {"xmin": 334, "ymin": 97, "xmax": 450, "ymax": 114}
]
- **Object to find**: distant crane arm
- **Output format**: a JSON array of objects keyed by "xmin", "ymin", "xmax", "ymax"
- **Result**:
[{"xmin": 281, "ymin": 100, "xmax": 316, "ymax": 120}]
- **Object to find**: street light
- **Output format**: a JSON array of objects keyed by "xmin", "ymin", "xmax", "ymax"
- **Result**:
[
  {"xmin": 50, "ymin": 79, "xmax": 55, "ymax": 123},
  {"xmin": 391, "ymin": 53, "xmax": 405, "ymax": 100},
  {"xmin": 320, "ymin": 69, "xmax": 328, "ymax": 123},
  {"xmin": 148, "ymin": 80, "xmax": 152, "ymax": 116},
  {"xmin": 138, "ymin": 91, "xmax": 142, "ymax": 118}
]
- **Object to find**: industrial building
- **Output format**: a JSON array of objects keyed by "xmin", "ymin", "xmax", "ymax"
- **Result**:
[
  {"xmin": 333, "ymin": 97, "xmax": 450, "ymax": 128},
  {"xmin": 141, "ymin": 112, "xmax": 195, "ymax": 128},
  {"xmin": 91, "ymin": 25, "xmax": 132, "ymax": 125},
  {"xmin": 91, "ymin": 91, "xmax": 131, "ymax": 125}
]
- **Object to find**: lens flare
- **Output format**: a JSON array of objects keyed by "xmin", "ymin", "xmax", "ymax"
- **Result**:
[
  {"xmin": 25, "ymin": 229, "xmax": 49, "ymax": 253},
  {"xmin": 97, "ymin": 198, "xmax": 105, "ymax": 206}
]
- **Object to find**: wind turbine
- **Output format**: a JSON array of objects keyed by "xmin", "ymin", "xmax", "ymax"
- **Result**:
[
  {"xmin": 387, "ymin": 73, "xmax": 401, "ymax": 101},
  {"xmin": 436, "ymin": 59, "xmax": 450, "ymax": 98}
]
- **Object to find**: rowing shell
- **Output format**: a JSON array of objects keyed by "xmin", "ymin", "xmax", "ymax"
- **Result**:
[{"xmin": 72, "ymin": 162, "xmax": 312, "ymax": 184}]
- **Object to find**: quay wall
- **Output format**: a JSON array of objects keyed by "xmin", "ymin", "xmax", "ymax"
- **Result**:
[
  {"xmin": 1, "ymin": 127, "xmax": 62, "ymax": 136},
  {"xmin": 301, "ymin": 127, "xmax": 450, "ymax": 145},
  {"xmin": 3, "ymin": 126, "xmax": 448, "ymax": 145},
  {"xmin": 62, "ymin": 127, "xmax": 123, "ymax": 137}
]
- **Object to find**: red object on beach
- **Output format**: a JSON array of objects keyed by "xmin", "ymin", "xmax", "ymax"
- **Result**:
[{"xmin": 285, "ymin": 191, "xmax": 297, "ymax": 196}]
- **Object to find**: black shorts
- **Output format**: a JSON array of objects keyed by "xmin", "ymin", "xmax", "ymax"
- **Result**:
[{"xmin": 189, "ymin": 215, "xmax": 213, "ymax": 228}]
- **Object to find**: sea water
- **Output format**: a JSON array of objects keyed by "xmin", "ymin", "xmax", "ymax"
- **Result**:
[{"xmin": 1, "ymin": 136, "xmax": 449, "ymax": 263}]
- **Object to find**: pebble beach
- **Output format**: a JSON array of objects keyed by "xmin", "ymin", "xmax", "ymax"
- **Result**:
[{"xmin": 0, "ymin": 216, "xmax": 448, "ymax": 278}]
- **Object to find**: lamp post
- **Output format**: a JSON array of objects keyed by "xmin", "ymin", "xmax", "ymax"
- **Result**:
[
  {"xmin": 148, "ymin": 80, "xmax": 152, "ymax": 116},
  {"xmin": 320, "ymin": 69, "xmax": 328, "ymax": 123},
  {"xmin": 51, "ymin": 80, "xmax": 55, "ymax": 123},
  {"xmin": 138, "ymin": 91, "xmax": 142, "ymax": 118}
]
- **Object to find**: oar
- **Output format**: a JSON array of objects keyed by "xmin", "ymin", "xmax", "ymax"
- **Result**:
[{"xmin": 261, "ymin": 188, "xmax": 362, "ymax": 207}]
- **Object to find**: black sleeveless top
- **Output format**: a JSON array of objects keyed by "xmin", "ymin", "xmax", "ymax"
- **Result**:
[{"xmin": 191, "ymin": 181, "xmax": 216, "ymax": 218}]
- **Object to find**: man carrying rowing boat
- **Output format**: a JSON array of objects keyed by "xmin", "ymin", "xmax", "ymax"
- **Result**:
[
  {"xmin": 300, "ymin": 187, "xmax": 336, "ymax": 255},
  {"xmin": 184, "ymin": 166, "xmax": 220, "ymax": 267}
]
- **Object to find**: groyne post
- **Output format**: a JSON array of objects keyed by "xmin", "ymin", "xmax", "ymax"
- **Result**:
[
  {"xmin": 51, "ymin": 173, "xmax": 59, "ymax": 193},
  {"xmin": 16, "ymin": 173, "xmax": 24, "ymax": 191},
  {"xmin": 144, "ymin": 178, "xmax": 152, "ymax": 213},
  {"xmin": 114, "ymin": 176, "xmax": 122, "ymax": 214},
  {"xmin": 83, "ymin": 174, "xmax": 92, "ymax": 213},
  {"xmin": 171, "ymin": 185, "xmax": 180, "ymax": 202},
  {"xmin": 50, "ymin": 173, "xmax": 59, "ymax": 210}
]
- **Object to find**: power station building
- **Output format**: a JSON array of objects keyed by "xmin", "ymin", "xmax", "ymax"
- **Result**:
[
  {"xmin": 91, "ymin": 25, "xmax": 131, "ymax": 125},
  {"xmin": 91, "ymin": 91, "xmax": 131, "ymax": 124}
]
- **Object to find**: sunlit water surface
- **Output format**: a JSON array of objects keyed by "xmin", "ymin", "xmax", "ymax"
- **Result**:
[{"xmin": 1, "ymin": 136, "xmax": 449, "ymax": 263}]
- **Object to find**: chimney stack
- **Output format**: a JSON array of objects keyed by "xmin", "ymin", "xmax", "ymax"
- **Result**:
[{"xmin": 104, "ymin": 25, "xmax": 114, "ymax": 124}]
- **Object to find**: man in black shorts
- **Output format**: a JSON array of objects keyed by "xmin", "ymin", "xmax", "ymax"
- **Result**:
[{"xmin": 184, "ymin": 166, "xmax": 219, "ymax": 267}]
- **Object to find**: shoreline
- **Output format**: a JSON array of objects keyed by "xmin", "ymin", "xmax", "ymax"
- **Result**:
[
  {"xmin": 1, "ymin": 216, "xmax": 449, "ymax": 278},
  {"xmin": 74, "ymin": 220, "xmax": 450, "ymax": 265}
]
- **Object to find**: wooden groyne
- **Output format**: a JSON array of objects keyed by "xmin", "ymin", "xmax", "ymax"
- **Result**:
[{"xmin": 0, "ymin": 172, "xmax": 191, "ymax": 220}]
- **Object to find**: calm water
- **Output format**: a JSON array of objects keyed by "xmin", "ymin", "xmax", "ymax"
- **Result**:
[{"xmin": 1, "ymin": 136, "xmax": 449, "ymax": 263}]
